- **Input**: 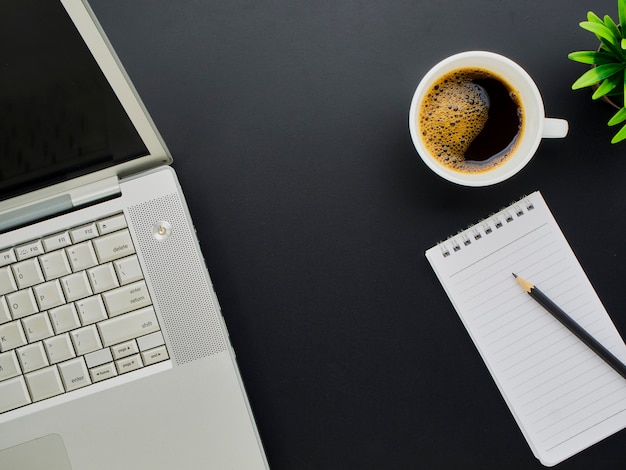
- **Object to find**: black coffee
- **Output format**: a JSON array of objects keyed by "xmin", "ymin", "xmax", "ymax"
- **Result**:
[{"xmin": 418, "ymin": 68, "xmax": 523, "ymax": 174}]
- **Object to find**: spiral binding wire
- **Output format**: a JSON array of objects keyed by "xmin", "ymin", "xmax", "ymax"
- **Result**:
[{"xmin": 438, "ymin": 194, "xmax": 535, "ymax": 258}]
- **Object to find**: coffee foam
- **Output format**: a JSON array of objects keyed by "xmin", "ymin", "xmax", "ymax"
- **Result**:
[{"xmin": 418, "ymin": 68, "xmax": 519, "ymax": 173}]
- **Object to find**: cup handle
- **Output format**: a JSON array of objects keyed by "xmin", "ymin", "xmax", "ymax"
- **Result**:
[{"xmin": 542, "ymin": 118, "xmax": 568, "ymax": 138}]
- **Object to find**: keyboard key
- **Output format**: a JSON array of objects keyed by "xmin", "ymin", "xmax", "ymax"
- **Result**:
[
  {"xmin": 84, "ymin": 347, "xmax": 113, "ymax": 369},
  {"xmin": 96, "ymin": 214, "xmax": 127, "ymax": 235},
  {"xmin": 25, "ymin": 366, "xmax": 64, "ymax": 402},
  {"xmin": 39, "ymin": 250, "xmax": 72, "ymax": 280},
  {"xmin": 115, "ymin": 354, "xmax": 143, "ymax": 374},
  {"xmin": 137, "ymin": 331, "xmax": 165, "ymax": 352},
  {"xmin": 111, "ymin": 339, "xmax": 139, "ymax": 360},
  {"xmin": 66, "ymin": 241, "xmax": 98, "ymax": 272},
  {"xmin": 0, "ymin": 249, "xmax": 16, "ymax": 268},
  {"xmin": 0, "ymin": 266, "xmax": 17, "ymax": 296},
  {"xmin": 70, "ymin": 325, "xmax": 102, "ymax": 356},
  {"xmin": 42, "ymin": 232, "xmax": 72, "ymax": 252},
  {"xmin": 113, "ymin": 255, "xmax": 143, "ymax": 285},
  {"xmin": 0, "ymin": 297, "xmax": 11, "ymax": 324},
  {"xmin": 141, "ymin": 345, "xmax": 169, "ymax": 366},
  {"xmin": 17, "ymin": 342, "xmax": 49, "ymax": 373},
  {"xmin": 69, "ymin": 223, "xmax": 99, "ymax": 243},
  {"xmin": 33, "ymin": 280, "xmax": 66, "ymax": 311},
  {"xmin": 43, "ymin": 333, "xmax": 76, "ymax": 364},
  {"xmin": 15, "ymin": 240, "xmax": 44, "ymax": 261},
  {"xmin": 0, "ymin": 350, "xmax": 21, "ymax": 380},
  {"xmin": 0, "ymin": 376, "xmax": 31, "ymax": 413},
  {"xmin": 92, "ymin": 229, "xmax": 135, "ymax": 264},
  {"xmin": 22, "ymin": 312, "xmax": 54, "ymax": 343},
  {"xmin": 89, "ymin": 362, "xmax": 117, "ymax": 383},
  {"xmin": 60, "ymin": 271, "xmax": 93, "ymax": 302},
  {"xmin": 6, "ymin": 288, "xmax": 39, "ymax": 319},
  {"xmin": 49, "ymin": 304, "xmax": 81, "ymax": 334},
  {"xmin": 87, "ymin": 263, "xmax": 119, "ymax": 294},
  {"xmin": 98, "ymin": 306, "xmax": 160, "ymax": 347},
  {"xmin": 0, "ymin": 320, "xmax": 27, "ymax": 352},
  {"xmin": 12, "ymin": 258, "xmax": 45, "ymax": 289},
  {"xmin": 58, "ymin": 357, "xmax": 91, "ymax": 392},
  {"xmin": 102, "ymin": 281, "xmax": 151, "ymax": 317},
  {"xmin": 75, "ymin": 295, "xmax": 107, "ymax": 326}
]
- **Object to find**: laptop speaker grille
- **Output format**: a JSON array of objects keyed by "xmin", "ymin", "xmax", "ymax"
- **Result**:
[{"xmin": 126, "ymin": 193, "xmax": 228, "ymax": 365}]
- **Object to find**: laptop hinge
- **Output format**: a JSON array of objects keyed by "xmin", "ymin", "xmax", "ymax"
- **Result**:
[
  {"xmin": 68, "ymin": 176, "xmax": 121, "ymax": 207},
  {"xmin": 0, "ymin": 177, "xmax": 121, "ymax": 233}
]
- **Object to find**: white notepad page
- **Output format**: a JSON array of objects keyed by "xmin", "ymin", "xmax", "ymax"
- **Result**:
[{"xmin": 426, "ymin": 191, "xmax": 626, "ymax": 466}]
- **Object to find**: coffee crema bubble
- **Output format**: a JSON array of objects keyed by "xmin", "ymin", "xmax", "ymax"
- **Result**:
[{"xmin": 418, "ymin": 68, "xmax": 524, "ymax": 174}]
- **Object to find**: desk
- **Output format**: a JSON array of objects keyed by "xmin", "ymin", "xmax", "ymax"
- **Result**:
[{"xmin": 90, "ymin": 0, "xmax": 625, "ymax": 467}]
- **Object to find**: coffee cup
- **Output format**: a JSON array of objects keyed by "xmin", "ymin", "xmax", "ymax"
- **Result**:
[{"xmin": 408, "ymin": 51, "xmax": 568, "ymax": 186}]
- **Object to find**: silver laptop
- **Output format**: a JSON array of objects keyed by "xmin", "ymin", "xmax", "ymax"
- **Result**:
[{"xmin": 0, "ymin": 1, "xmax": 268, "ymax": 468}]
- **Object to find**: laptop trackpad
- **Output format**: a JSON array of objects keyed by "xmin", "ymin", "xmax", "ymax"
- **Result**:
[{"xmin": 0, "ymin": 434, "xmax": 72, "ymax": 469}]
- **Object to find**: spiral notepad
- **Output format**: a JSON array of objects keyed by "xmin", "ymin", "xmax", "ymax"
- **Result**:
[{"xmin": 426, "ymin": 191, "xmax": 626, "ymax": 466}]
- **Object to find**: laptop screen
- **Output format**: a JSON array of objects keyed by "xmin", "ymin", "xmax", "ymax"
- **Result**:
[{"xmin": 0, "ymin": 1, "xmax": 149, "ymax": 202}]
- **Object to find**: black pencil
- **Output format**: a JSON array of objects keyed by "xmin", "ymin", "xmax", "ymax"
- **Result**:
[{"xmin": 512, "ymin": 273, "xmax": 626, "ymax": 381}]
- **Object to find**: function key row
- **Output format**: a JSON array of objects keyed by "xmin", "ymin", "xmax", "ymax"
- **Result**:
[{"xmin": 0, "ymin": 214, "xmax": 128, "ymax": 266}]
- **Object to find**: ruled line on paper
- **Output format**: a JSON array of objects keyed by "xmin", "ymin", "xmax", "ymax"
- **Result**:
[
  {"xmin": 497, "ymin": 324, "xmax": 566, "ymax": 367},
  {"xmin": 519, "ymin": 350, "xmax": 606, "ymax": 410},
  {"xmin": 449, "ymin": 223, "xmax": 549, "ymax": 279},
  {"xmin": 483, "ymin": 290, "xmax": 588, "ymax": 352},
  {"xmin": 489, "ymin": 316, "xmax": 560, "ymax": 353},
  {"xmin": 455, "ymin": 238, "xmax": 561, "ymax": 313},
  {"xmin": 530, "ymin": 369, "xmax": 618, "ymax": 425},
  {"xmin": 502, "ymin": 336, "xmax": 578, "ymax": 382},
  {"xmin": 538, "ymin": 383, "xmax": 626, "ymax": 442},
  {"xmin": 507, "ymin": 342, "xmax": 586, "ymax": 392},
  {"xmin": 516, "ymin": 352, "xmax": 598, "ymax": 399},
  {"xmin": 457, "ymin": 235, "xmax": 558, "ymax": 296},
  {"xmin": 480, "ymin": 301, "xmax": 533, "ymax": 340},
  {"xmin": 545, "ymin": 408, "xmax": 626, "ymax": 451}
]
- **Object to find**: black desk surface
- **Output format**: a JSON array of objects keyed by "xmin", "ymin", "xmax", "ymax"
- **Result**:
[{"xmin": 91, "ymin": 1, "xmax": 625, "ymax": 468}]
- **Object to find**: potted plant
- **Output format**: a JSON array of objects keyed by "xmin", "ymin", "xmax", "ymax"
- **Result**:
[{"xmin": 568, "ymin": 0, "xmax": 626, "ymax": 143}]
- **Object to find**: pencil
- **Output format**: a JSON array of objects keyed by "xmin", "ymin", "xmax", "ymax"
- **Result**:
[{"xmin": 512, "ymin": 273, "xmax": 626, "ymax": 381}]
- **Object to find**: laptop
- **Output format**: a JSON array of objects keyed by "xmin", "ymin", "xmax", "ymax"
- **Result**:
[{"xmin": 0, "ymin": 1, "xmax": 268, "ymax": 468}]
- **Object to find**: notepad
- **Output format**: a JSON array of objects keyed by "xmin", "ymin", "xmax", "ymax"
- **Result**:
[{"xmin": 426, "ymin": 191, "xmax": 626, "ymax": 466}]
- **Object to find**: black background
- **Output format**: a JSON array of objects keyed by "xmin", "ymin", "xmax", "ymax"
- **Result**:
[{"xmin": 91, "ymin": 1, "xmax": 626, "ymax": 468}]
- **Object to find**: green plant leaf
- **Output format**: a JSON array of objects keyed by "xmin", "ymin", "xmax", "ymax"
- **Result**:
[
  {"xmin": 580, "ymin": 21, "xmax": 619, "ymax": 46},
  {"xmin": 622, "ymin": 37, "xmax": 626, "ymax": 49},
  {"xmin": 572, "ymin": 63, "xmax": 624, "ymax": 89},
  {"xmin": 607, "ymin": 87, "xmax": 624, "ymax": 97},
  {"xmin": 593, "ymin": 73, "xmax": 622, "ymax": 98},
  {"xmin": 580, "ymin": 20, "xmax": 626, "ymax": 59},
  {"xmin": 599, "ymin": 38, "xmax": 624, "ymax": 61},
  {"xmin": 611, "ymin": 122, "xmax": 626, "ymax": 143},
  {"xmin": 568, "ymin": 51, "xmax": 617, "ymax": 65},
  {"xmin": 604, "ymin": 15, "xmax": 621, "ymax": 41},
  {"xmin": 608, "ymin": 107, "xmax": 626, "ymax": 126},
  {"xmin": 606, "ymin": 83, "xmax": 624, "ymax": 96},
  {"xmin": 619, "ymin": 0, "xmax": 626, "ymax": 33},
  {"xmin": 587, "ymin": 12, "xmax": 608, "ymax": 44},
  {"xmin": 587, "ymin": 11, "xmax": 604, "ymax": 24}
]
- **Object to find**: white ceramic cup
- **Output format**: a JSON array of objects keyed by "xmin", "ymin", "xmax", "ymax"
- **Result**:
[{"xmin": 408, "ymin": 51, "xmax": 568, "ymax": 186}]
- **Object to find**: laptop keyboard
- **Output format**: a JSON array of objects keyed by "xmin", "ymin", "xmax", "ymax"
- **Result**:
[{"xmin": 0, "ymin": 213, "xmax": 169, "ymax": 414}]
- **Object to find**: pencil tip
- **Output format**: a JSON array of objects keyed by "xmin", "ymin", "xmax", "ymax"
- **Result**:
[
  {"xmin": 512, "ymin": 273, "xmax": 517, "ymax": 278},
  {"xmin": 513, "ymin": 274, "xmax": 533, "ymax": 293}
]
